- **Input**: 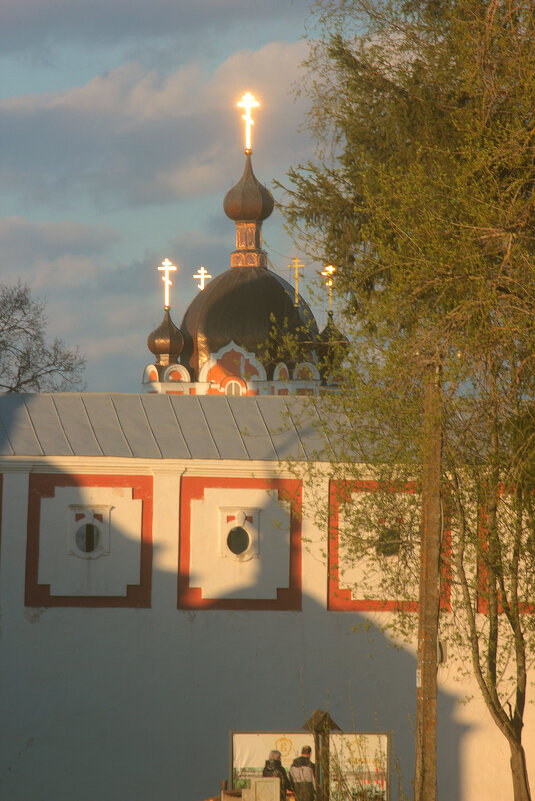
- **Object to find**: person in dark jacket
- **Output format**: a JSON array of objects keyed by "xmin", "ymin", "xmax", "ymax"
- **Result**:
[
  {"xmin": 263, "ymin": 749, "xmax": 292, "ymax": 801},
  {"xmin": 289, "ymin": 745, "xmax": 316, "ymax": 801}
]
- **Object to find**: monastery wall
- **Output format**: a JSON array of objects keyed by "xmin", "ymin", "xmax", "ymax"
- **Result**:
[{"xmin": 0, "ymin": 458, "xmax": 533, "ymax": 801}]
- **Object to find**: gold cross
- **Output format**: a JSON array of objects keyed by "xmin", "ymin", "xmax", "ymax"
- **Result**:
[
  {"xmin": 290, "ymin": 257, "xmax": 305, "ymax": 307},
  {"xmin": 158, "ymin": 258, "xmax": 177, "ymax": 309},
  {"xmin": 193, "ymin": 265, "xmax": 212, "ymax": 291},
  {"xmin": 237, "ymin": 92, "xmax": 260, "ymax": 152},
  {"xmin": 321, "ymin": 264, "xmax": 336, "ymax": 312}
]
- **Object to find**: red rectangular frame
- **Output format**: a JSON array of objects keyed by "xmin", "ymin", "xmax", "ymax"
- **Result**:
[
  {"xmin": 178, "ymin": 475, "xmax": 302, "ymax": 610},
  {"xmin": 328, "ymin": 479, "xmax": 451, "ymax": 612},
  {"xmin": 25, "ymin": 473, "xmax": 153, "ymax": 608}
]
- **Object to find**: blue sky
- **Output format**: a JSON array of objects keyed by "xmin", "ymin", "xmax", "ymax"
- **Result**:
[{"xmin": 0, "ymin": 0, "xmax": 326, "ymax": 392}]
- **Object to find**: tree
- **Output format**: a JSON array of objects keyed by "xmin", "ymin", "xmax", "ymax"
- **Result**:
[
  {"xmin": 0, "ymin": 282, "xmax": 85, "ymax": 392},
  {"xmin": 280, "ymin": 1, "xmax": 535, "ymax": 799}
]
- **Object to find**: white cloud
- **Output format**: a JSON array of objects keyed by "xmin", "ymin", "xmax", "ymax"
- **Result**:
[
  {"xmin": 0, "ymin": 41, "xmax": 312, "ymax": 208},
  {"xmin": 0, "ymin": 218, "xmax": 119, "ymax": 290}
]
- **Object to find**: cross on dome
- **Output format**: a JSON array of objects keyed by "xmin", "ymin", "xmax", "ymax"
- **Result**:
[
  {"xmin": 290, "ymin": 256, "xmax": 305, "ymax": 307},
  {"xmin": 158, "ymin": 258, "xmax": 177, "ymax": 309},
  {"xmin": 321, "ymin": 264, "xmax": 336, "ymax": 312},
  {"xmin": 193, "ymin": 266, "xmax": 212, "ymax": 291},
  {"xmin": 237, "ymin": 92, "xmax": 260, "ymax": 153}
]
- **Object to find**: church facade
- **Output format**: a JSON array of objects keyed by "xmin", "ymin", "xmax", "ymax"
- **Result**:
[{"xmin": 0, "ymin": 103, "xmax": 533, "ymax": 801}]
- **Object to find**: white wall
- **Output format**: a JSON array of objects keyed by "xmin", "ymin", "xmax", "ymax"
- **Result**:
[{"xmin": 0, "ymin": 459, "xmax": 532, "ymax": 801}]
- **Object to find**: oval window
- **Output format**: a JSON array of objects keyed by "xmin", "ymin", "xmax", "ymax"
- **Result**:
[
  {"xmin": 75, "ymin": 522, "xmax": 100, "ymax": 553},
  {"xmin": 227, "ymin": 526, "xmax": 250, "ymax": 555}
]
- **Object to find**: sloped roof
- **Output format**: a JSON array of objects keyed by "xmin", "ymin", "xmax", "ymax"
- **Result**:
[{"xmin": 0, "ymin": 393, "xmax": 349, "ymax": 461}]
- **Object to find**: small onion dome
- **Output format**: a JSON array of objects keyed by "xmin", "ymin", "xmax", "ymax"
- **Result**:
[
  {"xmin": 318, "ymin": 312, "xmax": 349, "ymax": 383},
  {"xmin": 147, "ymin": 308, "xmax": 184, "ymax": 363},
  {"xmin": 223, "ymin": 152, "xmax": 274, "ymax": 222},
  {"xmin": 180, "ymin": 265, "xmax": 320, "ymax": 379}
]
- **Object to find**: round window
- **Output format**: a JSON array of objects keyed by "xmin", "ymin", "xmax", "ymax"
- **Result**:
[
  {"xmin": 75, "ymin": 522, "xmax": 100, "ymax": 553},
  {"xmin": 375, "ymin": 526, "xmax": 401, "ymax": 557},
  {"xmin": 227, "ymin": 526, "xmax": 250, "ymax": 555}
]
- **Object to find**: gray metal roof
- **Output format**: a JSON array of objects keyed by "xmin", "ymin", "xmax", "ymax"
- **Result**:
[{"xmin": 0, "ymin": 393, "xmax": 349, "ymax": 461}]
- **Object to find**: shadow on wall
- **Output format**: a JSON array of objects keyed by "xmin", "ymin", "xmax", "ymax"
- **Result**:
[{"xmin": 0, "ymin": 464, "xmax": 467, "ymax": 801}]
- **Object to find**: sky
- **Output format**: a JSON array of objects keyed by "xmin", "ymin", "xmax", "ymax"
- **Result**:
[{"xmin": 0, "ymin": 0, "xmax": 326, "ymax": 392}]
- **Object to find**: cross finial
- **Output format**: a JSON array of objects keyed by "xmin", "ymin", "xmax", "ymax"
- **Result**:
[
  {"xmin": 193, "ymin": 265, "xmax": 212, "ymax": 291},
  {"xmin": 321, "ymin": 264, "xmax": 336, "ymax": 312},
  {"xmin": 290, "ymin": 257, "xmax": 305, "ymax": 307},
  {"xmin": 158, "ymin": 258, "xmax": 177, "ymax": 309},
  {"xmin": 237, "ymin": 92, "xmax": 260, "ymax": 153}
]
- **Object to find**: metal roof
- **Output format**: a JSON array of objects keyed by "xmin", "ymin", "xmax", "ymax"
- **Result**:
[{"xmin": 0, "ymin": 393, "xmax": 349, "ymax": 461}]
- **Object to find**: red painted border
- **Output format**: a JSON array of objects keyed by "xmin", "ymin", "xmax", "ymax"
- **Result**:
[
  {"xmin": 328, "ymin": 479, "xmax": 452, "ymax": 612},
  {"xmin": 178, "ymin": 476, "xmax": 302, "ymax": 610},
  {"xmin": 25, "ymin": 474, "xmax": 153, "ymax": 608}
]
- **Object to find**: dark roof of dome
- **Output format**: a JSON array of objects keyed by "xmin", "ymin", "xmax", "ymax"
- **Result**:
[
  {"xmin": 180, "ymin": 266, "xmax": 319, "ymax": 377},
  {"xmin": 223, "ymin": 152, "xmax": 274, "ymax": 222},
  {"xmin": 318, "ymin": 312, "xmax": 349, "ymax": 380},
  {"xmin": 319, "ymin": 312, "xmax": 348, "ymax": 344},
  {"xmin": 147, "ymin": 308, "xmax": 184, "ymax": 359}
]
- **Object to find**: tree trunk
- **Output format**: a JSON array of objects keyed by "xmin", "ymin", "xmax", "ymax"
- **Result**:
[
  {"xmin": 510, "ymin": 738, "xmax": 531, "ymax": 801},
  {"xmin": 414, "ymin": 361, "xmax": 442, "ymax": 801}
]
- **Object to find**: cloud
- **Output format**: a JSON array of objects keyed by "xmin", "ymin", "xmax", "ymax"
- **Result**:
[
  {"xmin": 0, "ymin": 217, "xmax": 117, "ymax": 258},
  {"xmin": 0, "ymin": 217, "xmax": 119, "ymax": 289},
  {"xmin": 0, "ymin": 41, "xmax": 313, "ymax": 210},
  {"xmin": 0, "ymin": 0, "xmax": 310, "ymax": 53}
]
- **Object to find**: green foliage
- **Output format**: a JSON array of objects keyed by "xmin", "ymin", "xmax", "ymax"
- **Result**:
[{"xmin": 282, "ymin": 1, "xmax": 535, "ymax": 796}]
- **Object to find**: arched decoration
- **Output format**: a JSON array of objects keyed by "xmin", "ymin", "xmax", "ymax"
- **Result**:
[
  {"xmin": 142, "ymin": 364, "xmax": 159, "ymax": 384},
  {"xmin": 292, "ymin": 362, "xmax": 320, "ymax": 381},
  {"xmin": 273, "ymin": 362, "xmax": 289, "ymax": 381},
  {"xmin": 163, "ymin": 364, "xmax": 190, "ymax": 383},
  {"xmin": 198, "ymin": 341, "xmax": 267, "ymax": 384}
]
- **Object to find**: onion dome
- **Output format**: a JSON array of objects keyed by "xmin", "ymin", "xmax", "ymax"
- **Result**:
[
  {"xmin": 179, "ymin": 266, "xmax": 319, "ymax": 379},
  {"xmin": 147, "ymin": 308, "xmax": 184, "ymax": 366},
  {"xmin": 223, "ymin": 152, "xmax": 274, "ymax": 222},
  {"xmin": 318, "ymin": 312, "xmax": 349, "ymax": 384}
]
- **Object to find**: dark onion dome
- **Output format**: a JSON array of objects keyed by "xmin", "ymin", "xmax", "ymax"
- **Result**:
[
  {"xmin": 179, "ymin": 266, "xmax": 320, "ymax": 379},
  {"xmin": 223, "ymin": 152, "xmax": 274, "ymax": 222},
  {"xmin": 318, "ymin": 311, "xmax": 349, "ymax": 383},
  {"xmin": 147, "ymin": 308, "xmax": 184, "ymax": 363}
]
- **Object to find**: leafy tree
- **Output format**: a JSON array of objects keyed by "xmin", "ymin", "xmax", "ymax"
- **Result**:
[
  {"xmin": 281, "ymin": 1, "xmax": 535, "ymax": 799},
  {"xmin": 0, "ymin": 282, "xmax": 85, "ymax": 392}
]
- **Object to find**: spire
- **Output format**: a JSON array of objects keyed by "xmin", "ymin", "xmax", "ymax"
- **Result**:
[
  {"xmin": 147, "ymin": 258, "xmax": 185, "ymax": 368},
  {"xmin": 223, "ymin": 93, "xmax": 274, "ymax": 269}
]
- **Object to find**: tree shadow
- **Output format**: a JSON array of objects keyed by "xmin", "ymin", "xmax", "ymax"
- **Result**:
[{"xmin": 0, "ymin": 459, "xmax": 467, "ymax": 801}]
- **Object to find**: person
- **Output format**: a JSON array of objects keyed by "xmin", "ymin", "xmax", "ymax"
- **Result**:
[
  {"xmin": 290, "ymin": 745, "xmax": 316, "ymax": 801},
  {"xmin": 263, "ymin": 749, "xmax": 292, "ymax": 801}
]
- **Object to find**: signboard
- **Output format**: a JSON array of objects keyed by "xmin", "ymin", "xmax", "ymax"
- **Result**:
[
  {"xmin": 231, "ymin": 731, "xmax": 390, "ymax": 800},
  {"xmin": 330, "ymin": 733, "xmax": 389, "ymax": 800},
  {"xmin": 231, "ymin": 732, "xmax": 314, "ymax": 789}
]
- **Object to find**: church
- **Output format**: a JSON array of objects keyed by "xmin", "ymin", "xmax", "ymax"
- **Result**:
[{"xmin": 0, "ymin": 95, "xmax": 532, "ymax": 801}]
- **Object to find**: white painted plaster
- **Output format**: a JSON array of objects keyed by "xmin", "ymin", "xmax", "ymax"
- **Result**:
[
  {"xmin": 38, "ymin": 486, "xmax": 142, "ymax": 596},
  {"xmin": 190, "ymin": 487, "xmax": 290, "ymax": 599},
  {"xmin": 0, "ymin": 458, "xmax": 534, "ymax": 801}
]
